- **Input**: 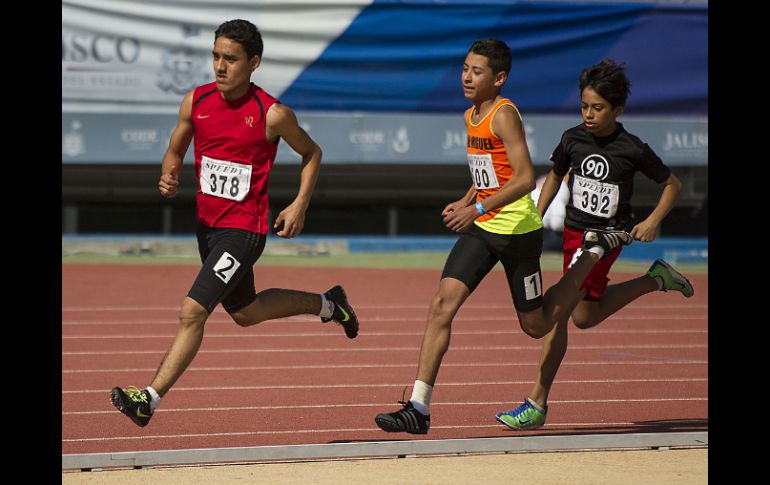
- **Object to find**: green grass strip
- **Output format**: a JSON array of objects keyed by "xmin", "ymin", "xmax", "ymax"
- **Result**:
[{"xmin": 62, "ymin": 251, "xmax": 707, "ymax": 274}]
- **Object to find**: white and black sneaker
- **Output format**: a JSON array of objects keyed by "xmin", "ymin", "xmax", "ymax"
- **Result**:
[
  {"xmin": 375, "ymin": 400, "xmax": 430, "ymax": 435},
  {"xmin": 582, "ymin": 228, "xmax": 633, "ymax": 254}
]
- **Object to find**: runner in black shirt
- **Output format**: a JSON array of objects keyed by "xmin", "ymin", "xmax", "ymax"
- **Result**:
[
  {"xmin": 552, "ymin": 122, "xmax": 671, "ymax": 233},
  {"xmin": 496, "ymin": 60, "xmax": 696, "ymax": 430}
]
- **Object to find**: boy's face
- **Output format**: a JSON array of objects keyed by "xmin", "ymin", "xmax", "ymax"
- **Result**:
[
  {"xmin": 581, "ymin": 86, "xmax": 624, "ymax": 137},
  {"xmin": 462, "ymin": 52, "xmax": 506, "ymax": 103},
  {"xmin": 212, "ymin": 36, "xmax": 260, "ymax": 99}
]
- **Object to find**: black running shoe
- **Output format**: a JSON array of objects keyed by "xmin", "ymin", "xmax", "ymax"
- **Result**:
[
  {"xmin": 110, "ymin": 386, "xmax": 153, "ymax": 427},
  {"xmin": 321, "ymin": 285, "xmax": 359, "ymax": 339},
  {"xmin": 375, "ymin": 400, "xmax": 430, "ymax": 435},
  {"xmin": 582, "ymin": 228, "xmax": 633, "ymax": 254}
]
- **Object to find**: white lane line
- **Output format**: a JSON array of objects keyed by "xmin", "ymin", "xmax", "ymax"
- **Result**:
[
  {"xmin": 62, "ymin": 378, "xmax": 707, "ymax": 394},
  {"xmin": 61, "ymin": 303, "xmax": 708, "ymax": 312},
  {"xmin": 63, "ymin": 397, "xmax": 708, "ymax": 416},
  {"xmin": 62, "ymin": 360, "xmax": 708, "ymax": 373},
  {"xmin": 62, "ymin": 315, "xmax": 707, "ymax": 325},
  {"xmin": 61, "ymin": 343, "xmax": 708, "ymax": 356},
  {"xmin": 61, "ymin": 416, "xmax": 707, "ymax": 443},
  {"xmin": 62, "ymin": 329, "xmax": 708, "ymax": 339}
]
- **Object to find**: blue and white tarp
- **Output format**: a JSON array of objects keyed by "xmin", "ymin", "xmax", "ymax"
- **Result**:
[
  {"xmin": 283, "ymin": 0, "xmax": 708, "ymax": 115},
  {"xmin": 63, "ymin": 0, "xmax": 707, "ymax": 114}
]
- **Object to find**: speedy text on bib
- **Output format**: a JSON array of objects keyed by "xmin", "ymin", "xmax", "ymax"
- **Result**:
[
  {"xmin": 467, "ymin": 153, "xmax": 500, "ymax": 189},
  {"xmin": 571, "ymin": 174, "xmax": 619, "ymax": 218},
  {"xmin": 200, "ymin": 155, "xmax": 252, "ymax": 202}
]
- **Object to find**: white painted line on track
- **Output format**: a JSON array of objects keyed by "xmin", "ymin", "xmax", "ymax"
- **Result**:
[
  {"xmin": 63, "ymin": 377, "xmax": 707, "ymax": 394},
  {"xmin": 61, "ymin": 343, "xmax": 708, "ymax": 356},
  {"xmin": 62, "ymin": 328, "xmax": 708, "ymax": 339},
  {"xmin": 61, "ymin": 303, "xmax": 708, "ymax": 312},
  {"xmin": 62, "ymin": 420, "xmax": 707, "ymax": 443},
  {"xmin": 63, "ymin": 397, "xmax": 708, "ymax": 416},
  {"xmin": 62, "ymin": 315, "xmax": 707, "ymax": 325},
  {"xmin": 62, "ymin": 360, "xmax": 708, "ymax": 373}
]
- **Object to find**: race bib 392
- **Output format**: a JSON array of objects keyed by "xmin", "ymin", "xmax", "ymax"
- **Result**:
[{"xmin": 571, "ymin": 174, "xmax": 619, "ymax": 218}]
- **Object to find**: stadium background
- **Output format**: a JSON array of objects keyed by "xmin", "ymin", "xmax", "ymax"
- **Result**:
[
  {"xmin": 62, "ymin": 0, "xmax": 707, "ymax": 255},
  {"xmin": 61, "ymin": 2, "xmax": 709, "ymax": 480}
]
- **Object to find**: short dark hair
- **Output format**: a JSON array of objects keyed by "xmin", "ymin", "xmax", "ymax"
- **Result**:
[
  {"xmin": 215, "ymin": 19, "xmax": 263, "ymax": 59},
  {"xmin": 468, "ymin": 39, "xmax": 512, "ymax": 75},
  {"xmin": 579, "ymin": 60, "xmax": 631, "ymax": 108}
]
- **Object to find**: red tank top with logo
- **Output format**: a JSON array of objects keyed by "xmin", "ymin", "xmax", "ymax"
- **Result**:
[{"xmin": 191, "ymin": 82, "xmax": 279, "ymax": 234}]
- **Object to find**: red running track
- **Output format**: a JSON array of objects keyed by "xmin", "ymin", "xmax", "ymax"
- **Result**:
[{"xmin": 62, "ymin": 263, "xmax": 708, "ymax": 455}]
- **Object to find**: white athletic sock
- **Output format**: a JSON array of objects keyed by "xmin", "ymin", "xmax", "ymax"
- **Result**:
[
  {"xmin": 652, "ymin": 275, "xmax": 664, "ymax": 290},
  {"xmin": 526, "ymin": 397, "xmax": 546, "ymax": 413},
  {"xmin": 146, "ymin": 386, "xmax": 161, "ymax": 413},
  {"xmin": 586, "ymin": 246, "xmax": 605, "ymax": 259},
  {"xmin": 409, "ymin": 380, "xmax": 433, "ymax": 415},
  {"xmin": 318, "ymin": 293, "xmax": 334, "ymax": 319}
]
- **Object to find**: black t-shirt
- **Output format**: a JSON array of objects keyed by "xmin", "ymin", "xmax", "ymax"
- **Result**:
[{"xmin": 549, "ymin": 122, "xmax": 671, "ymax": 231}]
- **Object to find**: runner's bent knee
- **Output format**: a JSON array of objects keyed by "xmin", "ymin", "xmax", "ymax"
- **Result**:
[
  {"xmin": 230, "ymin": 311, "xmax": 253, "ymax": 327},
  {"xmin": 228, "ymin": 302, "xmax": 263, "ymax": 327},
  {"xmin": 571, "ymin": 314, "xmax": 595, "ymax": 329},
  {"xmin": 570, "ymin": 300, "xmax": 598, "ymax": 329},
  {"xmin": 428, "ymin": 279, "xmax": 468, "ymax": 322},
  {"xmin": 517, "ymin": 312, "xmax": 549, "ymax": 339},
  {"xmin": 428, "ymin": 293, "xmax": 457, "ymax": 321},
  {"xmin": 179, "ymin": 297, "xmax": 209, "ymax": 328}
]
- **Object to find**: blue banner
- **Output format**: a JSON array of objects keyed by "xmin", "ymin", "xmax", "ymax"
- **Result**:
[{"xmin": 282, "ymin": 1, "xmax": 707, "ymax": 115}]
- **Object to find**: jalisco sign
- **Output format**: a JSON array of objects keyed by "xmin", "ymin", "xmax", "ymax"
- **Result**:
[{"xmin": 62, "ymin": 112, "xmax": 707, "ymax": 166}]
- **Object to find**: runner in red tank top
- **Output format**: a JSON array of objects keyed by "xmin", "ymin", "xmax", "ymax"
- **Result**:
[
  {"xmin": 109, "ymin": 20, "xmax": 360, "ymax": 428},
  {"xmin": 191, "ymin": 81, "xmax": 279, "ymax": 234}
]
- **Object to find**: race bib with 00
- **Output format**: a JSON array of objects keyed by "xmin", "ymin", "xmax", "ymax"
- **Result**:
[
  {"xmin": 571, "ymin": 174, "xmax": 619, "ymax": 218},
  {"xmin": 467, "ymin": 153, "xmax": 500, "ymax": 189},
  {"xmin": 200, "ymin": 156, "xmax": 252, "ymax": 202}
]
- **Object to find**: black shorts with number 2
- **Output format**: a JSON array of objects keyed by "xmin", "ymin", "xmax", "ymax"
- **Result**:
[
  {"xmin": 187, "ymin": 223, "xmax": 266, "ymax": 314},
  {"xmin": 441, "ymin": 224, "xmax": 544, "ymax": 312}
]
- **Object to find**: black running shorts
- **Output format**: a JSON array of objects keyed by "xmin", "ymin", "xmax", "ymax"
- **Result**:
[
  {"xmin": 187, "ymin": 223, "xmax": 266, "ymax": 314},
  {"xmin": 441, "ymin": 224, "xmax": 544, "ymax": 312}
]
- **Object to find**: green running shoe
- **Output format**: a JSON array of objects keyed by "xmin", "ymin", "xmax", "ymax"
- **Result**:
[
  {"xmin": 110, "ymin": 386, "xmax": 153, "ymax": 427},
  {"xmin": 646, "ymin": 259, "xmax": 694, "ymax": 297},
  {"xmin": 496, "ymin": 398, "xmax": 547, "ymax": 430}
]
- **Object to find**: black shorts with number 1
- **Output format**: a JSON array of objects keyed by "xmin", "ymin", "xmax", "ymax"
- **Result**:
[
  {"xmin": 187, "ymin": 223, "xmax": 266, "ymax": 314},
  {"xmin": 441, "ymin": 224, "xmax": 544, "ymax": 312}
]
